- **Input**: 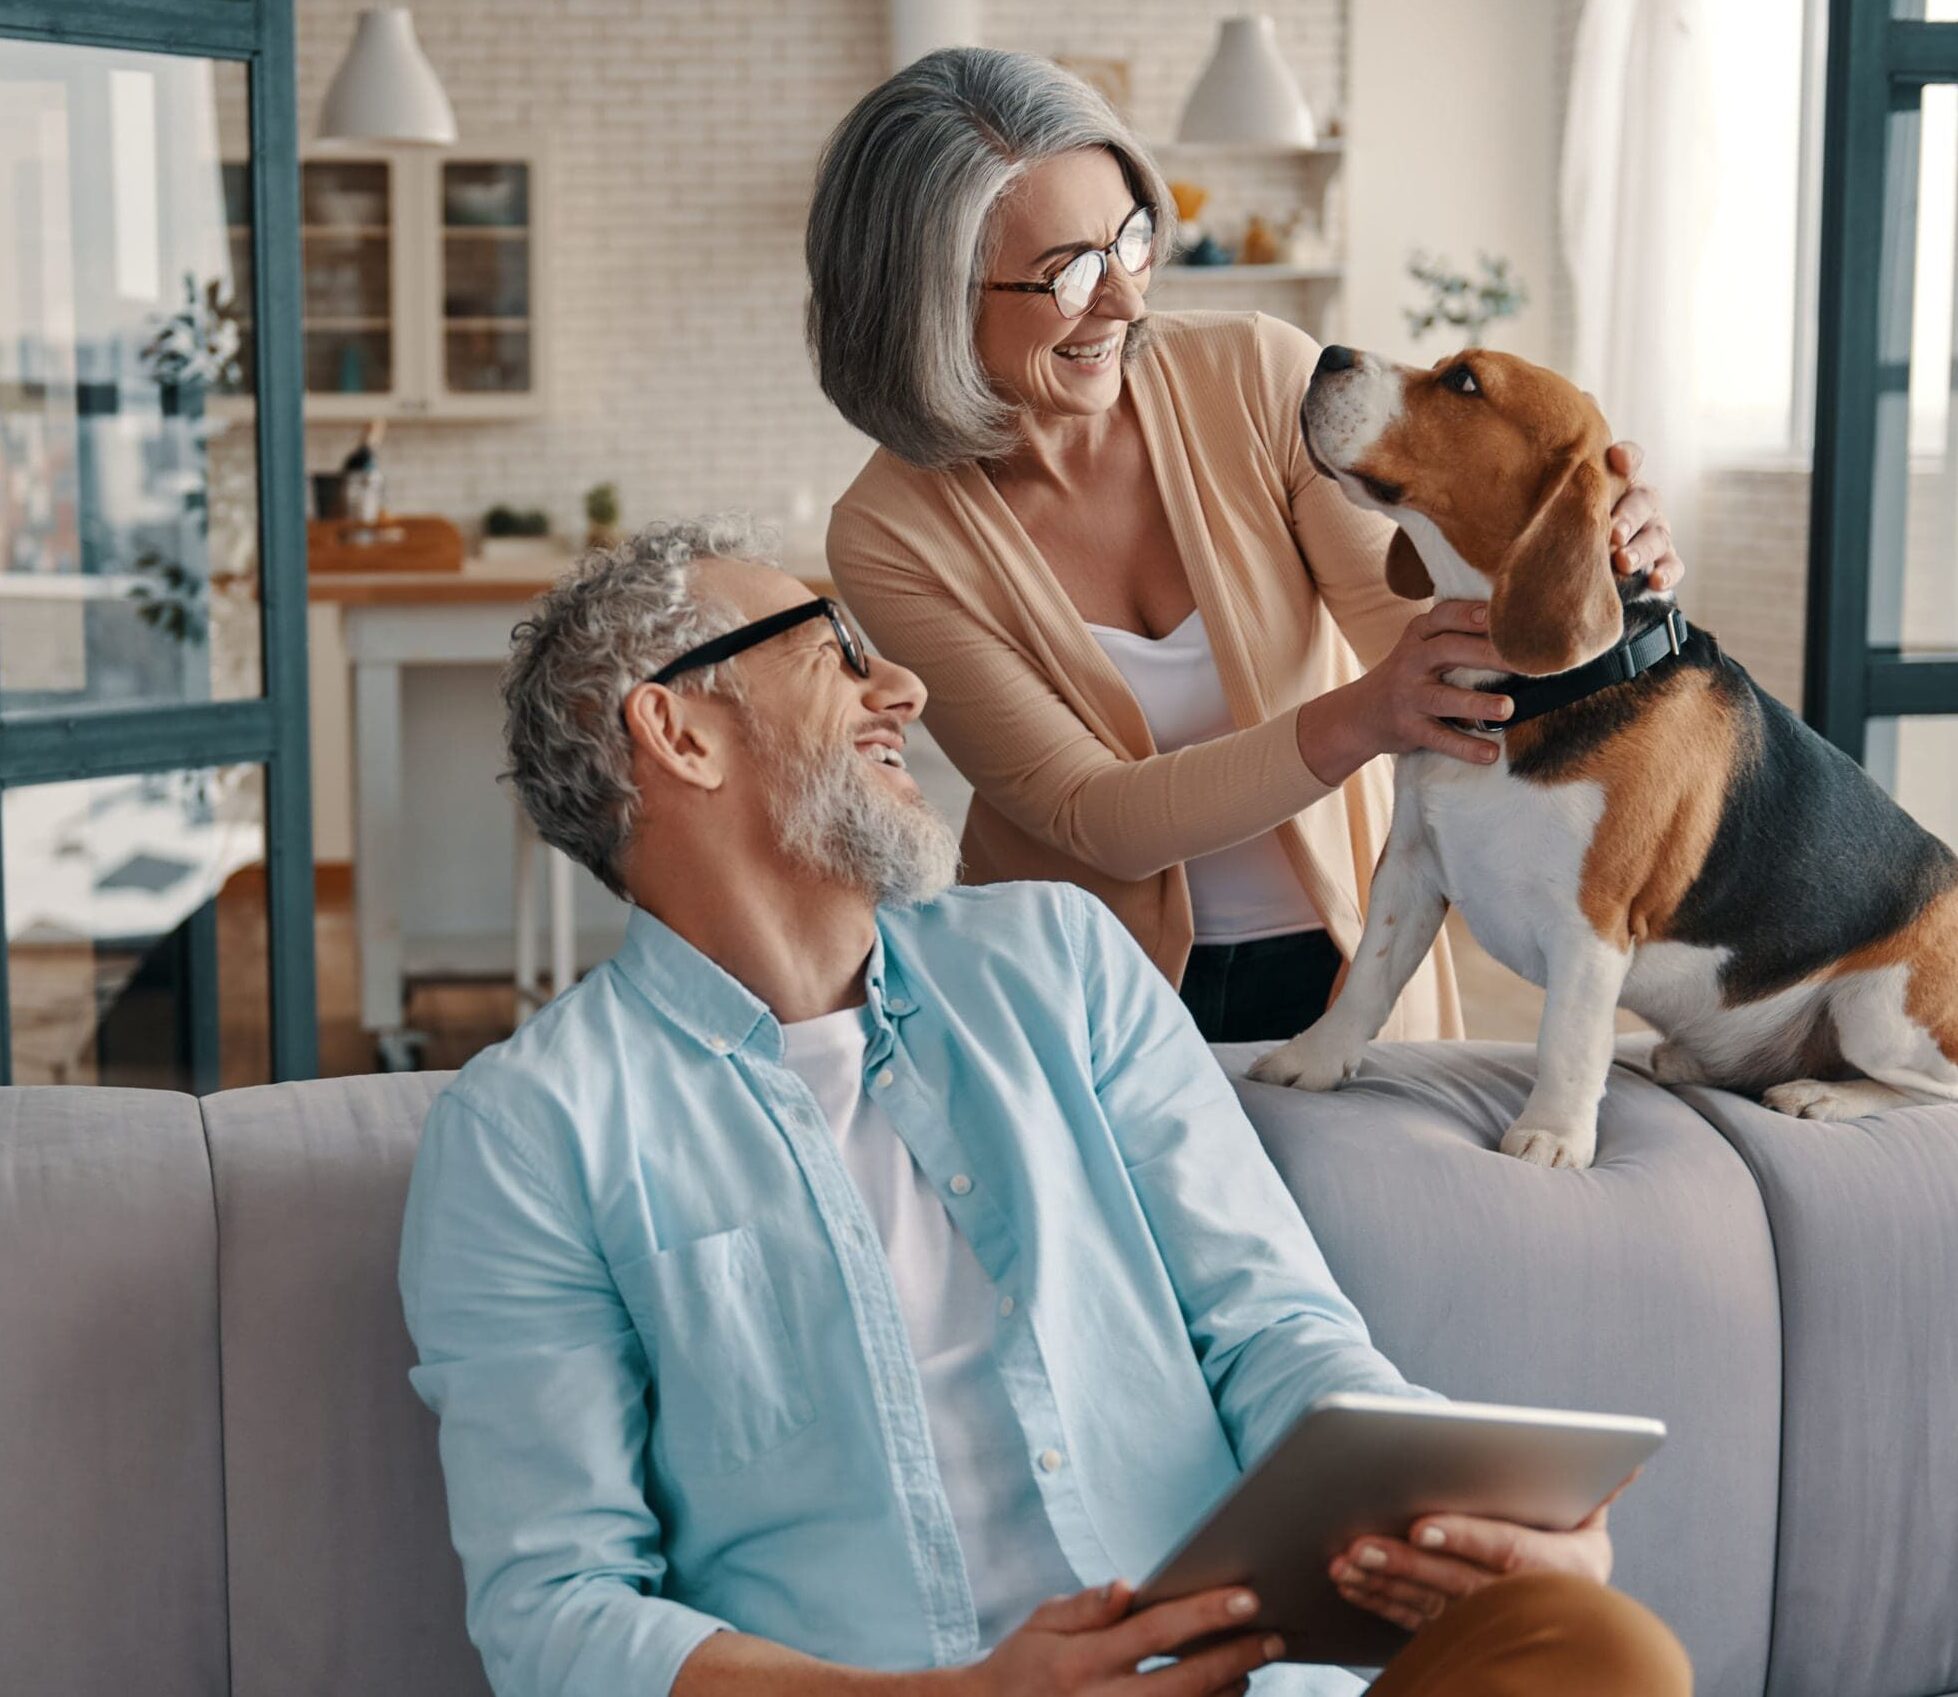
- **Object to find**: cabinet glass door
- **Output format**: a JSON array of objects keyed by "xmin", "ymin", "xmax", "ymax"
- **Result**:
[
  {"xmin": 301, "ymin": 158, "xmax": 397, "ymax": 401},
  {"xmin": 438, "ymin": 159, "xmax": 536, "ymax": 407}
]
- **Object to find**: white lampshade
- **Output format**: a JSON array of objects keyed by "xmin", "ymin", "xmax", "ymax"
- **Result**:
[
  {"xmin": 1177, "ymin": 15, "xmax": 1317, "ymax": 148},
  {"xmin": 318, "ymin": 8, "xmax": 457, "ymax": 147},
  {"xmin": 889, "ymin": 0, "xmax": 981, "ymax": 74}
]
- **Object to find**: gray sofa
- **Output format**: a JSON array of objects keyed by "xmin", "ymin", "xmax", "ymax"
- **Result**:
[{"xmin": 3, "ymin": 1041, "xmax": 1954, "ymax": 1697}]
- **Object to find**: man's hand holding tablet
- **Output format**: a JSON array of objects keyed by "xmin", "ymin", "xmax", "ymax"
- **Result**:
[
  {"xmin": 1328, "ymin": 1477, "xmax": 1629, "ymax": 1635},
  {"xmin": 1133, "ymin": 1394, "xmax": 1666, "ymax": 1666}
]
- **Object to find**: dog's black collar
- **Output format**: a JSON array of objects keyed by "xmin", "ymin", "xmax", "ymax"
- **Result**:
[{"xmin": 1462, "ymin": 605, "xmax": 1690, "ymax": 733}]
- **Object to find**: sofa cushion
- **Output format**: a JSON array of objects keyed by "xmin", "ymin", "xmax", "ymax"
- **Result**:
[
  {"xmin": 0, "ymin": 1087, "xmax": 228, "ymax": 1697},
  {"xmin": 1680, "ymin": 1084, "xmax": 1958, "ymax": 1697},
  {"xmin": 1216, "ymin": 1040, "xmax": 1782, "ymax": 1697},
  {"xmin": 201, "ymin": 1071, "xmax": 489, "ymax": 1697}
]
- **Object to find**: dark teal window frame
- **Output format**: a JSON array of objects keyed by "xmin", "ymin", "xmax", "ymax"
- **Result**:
[
  {"xmin": 1807, "ymin": 1, "xmax": 1958, "ymax": 760},
  {"xmin": 0, "ymin": 0, "xmax": 317, "ymax": 1082}
]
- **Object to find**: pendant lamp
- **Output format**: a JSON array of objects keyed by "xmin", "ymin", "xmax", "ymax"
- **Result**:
[
  {"xmin": 318, "ymin": 8, "xmax": 457, "ymax": 146},
  {"xmin": 1177, "ymin": 15, "xmax": 1317, "ymax": 148}
]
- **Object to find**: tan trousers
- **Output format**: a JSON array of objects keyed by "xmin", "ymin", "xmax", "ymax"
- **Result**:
[{"xmin": 1367, "ymin": 1573, "xmax": 1693, "ymax": 1697}]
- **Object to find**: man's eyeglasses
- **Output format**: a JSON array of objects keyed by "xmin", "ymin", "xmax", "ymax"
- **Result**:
[
  {"xmin": 985, "ymin": 203, "xmax": 1155, "ymax": 321},
  {"xmin": 648, "ymin": 596, "xmax": 870, "ymax": 687}
]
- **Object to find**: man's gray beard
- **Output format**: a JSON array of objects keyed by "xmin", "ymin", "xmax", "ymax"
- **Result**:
[{"xmin": 750, "ymin": 714, "xmax": 961, "ymax": 907}]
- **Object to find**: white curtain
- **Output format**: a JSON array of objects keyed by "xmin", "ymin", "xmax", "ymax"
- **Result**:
[{"xmin": 1561, "ymin": 0, "xmax": 1716, "ymax": 559}]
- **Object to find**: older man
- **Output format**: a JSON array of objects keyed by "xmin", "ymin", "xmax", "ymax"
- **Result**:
[{"xmin": 399, "ymin": 518, "xmax": 1688, "ymax": 1697}]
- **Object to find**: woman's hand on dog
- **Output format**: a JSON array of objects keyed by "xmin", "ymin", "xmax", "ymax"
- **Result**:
[
  {"xmin": 1607, "ymin": 441, "xmax": 1683, "ymax": 592},
  {"xmin": 1326, "ymin": 1475, "xmax": 1634, "ymax": 1636},
  {"xmin": 1299, "ymin": 601, "xmax": 1512, "ymax": 782}
]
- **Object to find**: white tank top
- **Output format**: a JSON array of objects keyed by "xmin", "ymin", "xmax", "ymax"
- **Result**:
[{"xmin": 1089, "ymin": 608, "xmax": 1322, "ymax": 945}]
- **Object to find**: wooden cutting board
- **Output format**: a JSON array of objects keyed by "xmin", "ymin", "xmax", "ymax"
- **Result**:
[{"xmin": 307, "ymin": 515, "xmax": 466, "ymax": 575}]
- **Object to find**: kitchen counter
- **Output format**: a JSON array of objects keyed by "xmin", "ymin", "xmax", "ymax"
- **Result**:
[{"xmin": 307, "ymin": 555, "xmax": 834, "ymax": 607}]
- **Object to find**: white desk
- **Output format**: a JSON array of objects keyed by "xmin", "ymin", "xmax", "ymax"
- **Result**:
[{"xmin": 324, "ymin": 572, "xmax": 586, "ymax": 1055}]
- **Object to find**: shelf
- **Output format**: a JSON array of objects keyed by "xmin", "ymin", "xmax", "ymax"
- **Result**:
[
  {"xmin": 302, "ymin": 224, "xmax": 391, "ymax": 238},
  {"xmin": 443, "ymin": 317, "xmax": 532, "ymax": 330},
  {"xmin": 1157, "ymin": 264, "xmax": 1343, "ymax": 282},
  {"xmin": 306, "ymin": 317, "xmax": 391, "ymax": 331},
  {"xmin": 443, "ymin": 226, "xmax": 531, "ymax": 239}
]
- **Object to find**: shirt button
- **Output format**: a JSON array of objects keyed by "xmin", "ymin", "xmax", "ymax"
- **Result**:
[
  {"xmin": 887, "ymin": 997, "xmax": 911, "ymax": 1015},
  {"xmin": 874, "ymin": 1068, "xmax": 895, "ymax": 1090},
  {"xmin": 706, "ymin": 1035, "xmax": 730, "ymax": 1054},
  {"xmin": 1039, "ymin": 1448, "xmax": 1065, "ymax": 1474},
  {"xmin": 998, "ymin": 1295, "xmax": 1015, "ymax": 1317},
  {"xmin": 949, "ymin": 1173, "xmax": 973, "ymax": 1196}
]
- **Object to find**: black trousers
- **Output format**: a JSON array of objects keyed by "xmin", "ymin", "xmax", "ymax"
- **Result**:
[{"xmin": 1178, "ymin": 928, "xmax": 1344, "ymax": 1044}]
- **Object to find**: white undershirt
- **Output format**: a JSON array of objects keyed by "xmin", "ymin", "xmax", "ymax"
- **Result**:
[
  {"xmin": 777, "ymin": 1005, "xmax": 1076, "ymax": 1650},
  {"xmin": 1089, "ymin": 608, "xmax": 1322, "ymax": 945}
]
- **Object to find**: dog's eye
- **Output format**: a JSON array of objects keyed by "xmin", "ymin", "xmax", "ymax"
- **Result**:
[{"xmin": 1442, "ymin": 364, "xmax": 1479, "ymax": 396}]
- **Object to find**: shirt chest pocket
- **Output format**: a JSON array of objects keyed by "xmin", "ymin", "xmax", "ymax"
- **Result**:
[{"xmin": 614, "ymin": 1225, "xmax": 816, "ymax": 1476}]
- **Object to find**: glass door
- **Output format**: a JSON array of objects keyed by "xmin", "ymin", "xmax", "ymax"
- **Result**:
[
  {"xmin": 0, "ymin": 2, "xmax": 315, "ymax": 1087},
  {"xmin": 1808, "ymin": 0, "xmax": 1958, "ymax": 848}
]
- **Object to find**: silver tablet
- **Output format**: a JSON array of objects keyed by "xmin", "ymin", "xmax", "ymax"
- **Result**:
[{"xmin": 1133, "ymin": 1392, "xmax": 1666, "ymax": 1668}]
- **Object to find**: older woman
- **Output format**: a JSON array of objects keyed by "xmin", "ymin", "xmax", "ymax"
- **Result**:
[{"xmin": 810, "ymin": 49, "xmax": 1682, "ymax": 1045}]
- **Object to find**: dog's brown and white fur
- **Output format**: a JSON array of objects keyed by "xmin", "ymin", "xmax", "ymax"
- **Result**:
[{"xmin": 1249, "ymin": 344, "xmax": 1958, "ymax": 1168}]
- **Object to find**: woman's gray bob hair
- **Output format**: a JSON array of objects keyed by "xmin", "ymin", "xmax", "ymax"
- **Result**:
[{"xmin": 806, "ymin": 47, "xmax": 1175, "ymax": 470}]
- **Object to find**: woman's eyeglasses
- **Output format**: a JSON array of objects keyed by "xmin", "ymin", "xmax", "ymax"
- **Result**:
[
  {"xmin": 986, "ymin": 202, "xmax": 1155, "ymax": 321},
  {"xmin": 649, "ymin": 596, "xmax": 870, "ymax": 687}
]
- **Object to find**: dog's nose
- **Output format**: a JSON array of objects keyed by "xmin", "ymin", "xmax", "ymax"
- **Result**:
[{"xmin": 1316, "ymin": 344, "xmax": 1357, "ymax": 375}]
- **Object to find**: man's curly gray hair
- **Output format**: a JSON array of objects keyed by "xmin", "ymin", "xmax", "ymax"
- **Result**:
[{"xmin": 500, "ymin": 514, "xmax": 773, "ymax": 900}]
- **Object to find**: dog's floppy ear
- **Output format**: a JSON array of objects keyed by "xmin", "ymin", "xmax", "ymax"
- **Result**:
[
  {"xmin": 1488, "ymin": 454, "xmax": 1623, "ymax": 676},
  {"xmin": 1385, "ymin": 528, "xmax": 1434, "ymax": 600}
]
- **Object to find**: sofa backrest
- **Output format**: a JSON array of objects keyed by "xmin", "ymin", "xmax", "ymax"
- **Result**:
[
  {"xmin": 0, "ymin": 1074, "xmax": 488, "ymax": 1697},
  {"xmin": 0, "ymin": 1087, "xmax": 229, "ymax": 1697},
  {"xmin": 1219, "ymin": 1039, "xmax": 1784, "ymax": 1696},
  {"xmin": 200, "ymin": 1073, "xmax": 485, "ymax": 1697}
]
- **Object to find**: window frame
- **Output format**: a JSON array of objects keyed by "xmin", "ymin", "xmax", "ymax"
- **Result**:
[
  {"xmin": 0, "ymin": 0, "xmax": 317, "ymax": 1084},
  {"xmin": 1804, "ymin": 0, "xmax": 1958, "ymax": 761}
]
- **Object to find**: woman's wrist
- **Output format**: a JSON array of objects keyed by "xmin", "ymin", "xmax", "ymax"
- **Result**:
[{"xmin": 1295, "ymin": 680, "xmax": 1381, "ymax": 787}]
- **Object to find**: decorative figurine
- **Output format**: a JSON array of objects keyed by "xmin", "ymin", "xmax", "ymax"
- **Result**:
[
  {"xmin": 1240, "ymin": 215, "xmax": 1282, "ymax": 266},
  {"xmin": 1170, "ymin": 180, "xmax": 1232, "ymax": 266}
]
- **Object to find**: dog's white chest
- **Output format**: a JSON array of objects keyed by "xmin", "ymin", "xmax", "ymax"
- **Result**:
[{"xmin": 1406, "ymin": 752, "xmax": 1606, "ymax": 985}]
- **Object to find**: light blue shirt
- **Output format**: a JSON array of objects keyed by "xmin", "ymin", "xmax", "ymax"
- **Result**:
[{"xmin": 400, "ymin": 881, "xmax": 1425, "ymax": 1697}]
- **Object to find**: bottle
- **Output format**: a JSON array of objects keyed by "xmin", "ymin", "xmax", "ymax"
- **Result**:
[{"xmin": 342, "ymin": 420, "xmax": 386, "ymax": 526}]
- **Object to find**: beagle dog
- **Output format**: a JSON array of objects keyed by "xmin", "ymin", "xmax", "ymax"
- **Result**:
[{"xmin": 1249, "ymin": 343, "xmax": 1958, "ymax": 1168}]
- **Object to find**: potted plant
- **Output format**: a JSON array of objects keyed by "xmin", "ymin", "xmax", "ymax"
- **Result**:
[
  {"xmin": 1404, "ymin": 251, "xmax": 1528, "ymax": 347},
  {"xmin": 584, "ymin": 481, "xmax": 622, "ymax": 550},
  {"xmin": 479, "ymin": 503, "xmax": 556, "ymax": 566}
]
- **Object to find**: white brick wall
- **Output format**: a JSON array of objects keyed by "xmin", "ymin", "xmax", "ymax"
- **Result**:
[
  {"xmin": 283, "ymin": 0, "xmax": 1349, "ymax": 555},
  {"xmin": 1694, "ymin": 463, "xmax": 1811, "ymax": 710}
]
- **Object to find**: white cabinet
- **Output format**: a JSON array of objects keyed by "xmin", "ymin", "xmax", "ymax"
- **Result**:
[{"xmin": 222, "ymin": 145, "xmax": 548, "ymax": 422}]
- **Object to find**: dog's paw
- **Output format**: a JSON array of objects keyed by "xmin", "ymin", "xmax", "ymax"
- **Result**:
[
  {"xmin": 1499, "ymin": 1120, "xmax": 1597, "ymax": 1170},
  {"xmin": 1762, "ymin": 1077, "xmax": 1907, "ymax": 1120},
  {"xmin": 1248, "ymin": 1029, "xmax": 1362, "ymax": 1092}
]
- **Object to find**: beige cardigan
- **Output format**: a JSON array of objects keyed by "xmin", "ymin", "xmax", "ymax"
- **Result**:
[{"xmin": 827, "ymin": 311, "xmax": 1461, "ymax": 1041}]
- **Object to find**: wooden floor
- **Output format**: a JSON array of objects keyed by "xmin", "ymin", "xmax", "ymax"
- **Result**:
[{"xmin": 307, "ymin": 890, "xmax": 520, "ymax": 1079}]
